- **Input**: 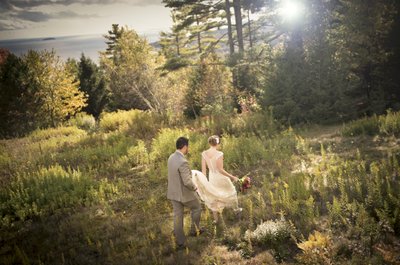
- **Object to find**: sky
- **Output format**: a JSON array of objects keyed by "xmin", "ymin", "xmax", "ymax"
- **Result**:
[{"xmin": 0, "ymin": 0, "xmax": 172, "ymax": 40}]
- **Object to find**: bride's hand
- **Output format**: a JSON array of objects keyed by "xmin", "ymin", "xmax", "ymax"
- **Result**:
[{"xmin": 231, "ymin": 176, "xmax": 239, "ymax": 182}]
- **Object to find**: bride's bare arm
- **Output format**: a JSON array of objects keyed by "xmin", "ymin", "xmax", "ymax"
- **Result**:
[
  {"xmin": 216, "ymin": 156, "xmax": 238, "ymax": 182},
  {"xmin": 201, "ymin": 156, "xmax": 207, "ymax": 176}
]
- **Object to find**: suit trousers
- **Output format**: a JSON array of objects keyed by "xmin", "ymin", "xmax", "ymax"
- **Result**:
[{"xmin": 170, "ymin": 198, "xmax": 201, "ymax": 245}]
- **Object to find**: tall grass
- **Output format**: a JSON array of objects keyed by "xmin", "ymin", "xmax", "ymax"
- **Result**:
[
  {"xmin": 1, "ymin": 109, "xmax": 400, "ymax": 264},
  {"xmin": 67, "ymin": 112, "xmax": 97, "ymax": 132},
  {"xmin": 0, "ymin": 165, "xmax": 119, "ymax": 225},
  {"xmin": 342, "ymin": 110, "xmax": 400, "ymax": 137},
  {"xmin": 99, "ymin": 109, "xmax": 163, "ymax": 139},
  {"xmin": 29, "ymin": 126, "xmax": 87, "ymax": 142}
]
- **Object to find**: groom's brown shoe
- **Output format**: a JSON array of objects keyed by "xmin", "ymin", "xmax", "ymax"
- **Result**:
[
  {"xmin": 189, "ymin": 227, "xmax": 206, "ymax": 237},
  {"xmin": 176, "ymin": 243, "xmax": 186, "ymax": 251}
]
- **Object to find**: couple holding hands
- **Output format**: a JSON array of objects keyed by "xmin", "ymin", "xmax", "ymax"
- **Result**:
[{"xmin": 167, "ymin": 135, "xmax": 243, "ymax": 249}]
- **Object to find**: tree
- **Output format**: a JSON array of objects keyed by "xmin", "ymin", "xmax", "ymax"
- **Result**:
[
  {"xmin": 0, "ymin": 50, "xmax": 86, "ymax": 137},
  {"xmin": 0, "ymin": 53, "xmax": 33, "ymax": 137},
  {"xmin": 184, "ymin": 53, "xmax": 233, "ymax": 118},
  {"xmin": 23, "ymin": 50, "xmax": 87, "ymax": 127},
  {"xmin": 0, "ymin": 48, "xmax": 10, "ymax": 65},
  {"xmin": 104, "ymin": 24, "xmax": 124, "ymax": 60},
  {"xmin": 159, "ymin": 11, "xmax": 193, "ymax": 71},
  {"xmin": 381, "ymin": 0, "xmax": 400, "ymax": 110},
  {"xmin": 233, "ymin": 0, "xmax": 244, "ymax": 53},
  {"xmin": 77, "ymin": 54, "xmax": 108, "ymax": 119},
  {"xmin": 329, "ymin": 0, "xmax": 397, "ymax": 116},
  {"xmin": 163, "ymin": 0, "xmax": 225, "ymax": 55},
  {"xmin": 101, "ymin": 28, "xmax": 162, "ymax": 112}
]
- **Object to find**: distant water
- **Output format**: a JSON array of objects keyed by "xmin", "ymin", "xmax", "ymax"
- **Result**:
[{"xmin": 0, "ymin": 33, "xmax": 159, "ymax": 62}]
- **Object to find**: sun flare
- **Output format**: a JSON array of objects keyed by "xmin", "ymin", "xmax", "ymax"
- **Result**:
[{"xmin": 279, "ymin": 0, "xmax": 305, "ymax": 22}]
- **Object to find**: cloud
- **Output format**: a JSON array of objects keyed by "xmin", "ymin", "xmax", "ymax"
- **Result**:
[
  {"xmin": 0, "ymin": 9, "xmax": 99, "ymax": 31},
  {"xmin": 0, "ymin": 0, "xmax": 163, "ymax": 32},
  {"xmin": 0, "ymin": 19, "xmax": 27, "ymax": 31},
  {"xmin": 1, "ymin": 0, "xmax": 162, "ymax": 11},
  {"xmin": 13, "ymin": 10, "xmax": 99, "ymax": 22}
]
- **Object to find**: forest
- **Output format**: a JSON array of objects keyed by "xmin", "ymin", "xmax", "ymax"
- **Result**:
[{"xmin": 1, "ymin": 0, "xmax": 400, "ymax": 264}]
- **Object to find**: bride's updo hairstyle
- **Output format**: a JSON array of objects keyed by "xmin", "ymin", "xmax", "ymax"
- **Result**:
[{"xmin": 208, "ymin": 135, "xmax": 220, "ymax": 146}]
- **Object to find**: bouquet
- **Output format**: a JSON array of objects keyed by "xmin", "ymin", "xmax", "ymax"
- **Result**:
[{"xmin": 236, "ymin": 176, "xmax": 251, "ymax": 193}]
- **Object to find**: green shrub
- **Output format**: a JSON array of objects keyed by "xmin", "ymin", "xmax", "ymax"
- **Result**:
[
  {"xmin": 116, "ymin": 140, "xmax": 150, "ymax": 169},
  {"xmin": 341, "ymin": 111, "xmax": 400, "ymax": 137},
  {"xmin": 29, "ymin": 126, "xmax": 86, "ymax": 142},
  {"xmin": 245, "ymin": 218, "xmax": 296, "ymax": 246},
  {"xmin": 341, "ymin": 115, "xmax": 380, "ymax": 136},
  {"xmin": 48, "ymin": 133, "xmax": 134, "ymax": 170},
  {"xmin": 99, "ymin": 109, "xmax": 162, "ymax": 139},
  {"xmin": 68, "ymin": 112, "xmax": 96, "ymax": 132},
  {"xmin": 379, "ymin": 110, "xmax": 400, "ymax": 136},
  {"xmin": 149, "ymin": 128, "xmax": 190, "ymax": 164},
  {"xmin": 266, "ymin": 128, "xmax": 300, "ymax": 160},
  {"xmin": 230, "ymin": 110, "xmax": 278, "ymax": 137},
  {"xmin": 17, "ymin": 126, "xmax": 88, "ymax": 168},
  {"xmin": 0, "ymin": 144, "xmax": 11, "ymax": 171},
  {"xmin": 149, "ymin": 128, "xmax": 207, "ymax": 173},
  {"xmin": 296, "ymin": 231, "xmax": 334, "ymax": 264},
  {"xmin": 99, "ymin": 110, "xmax": 134, "ymax": 132},
  {"xmin": 0, "ymin": 165, "xmax": 119, "ymax": 224},
  {"xmin": 221, "ymin": 135, "xmax": 267, "ymax": 171},
  {"xmin": 127, "ymin": 140, "xmax": 150, "ymax": 166}
]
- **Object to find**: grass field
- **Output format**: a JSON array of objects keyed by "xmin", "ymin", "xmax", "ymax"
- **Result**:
[{"xmin": 1, "ymin": 110, "xmax": 400, "ymax": 264}]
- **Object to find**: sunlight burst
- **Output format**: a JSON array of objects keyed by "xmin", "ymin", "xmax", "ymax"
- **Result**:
[{"xmin": 279, "ymin": 0, "xmax": 305, "ymax": 22}]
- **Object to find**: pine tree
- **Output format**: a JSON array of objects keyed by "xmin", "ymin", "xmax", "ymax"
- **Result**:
[
  {"xmin": 329, "ymin": 0, "xmax": 397, "ymax": 116},
  {"xmin": 0, "ymin": 53, "xmax": 33, "ymax": 137},
  {"xmin": 78, "ymin": 54, "xmax": 108, "ymax": 119},
  {"xmin": 163, "ymin": 0, "xmax": 224, "ymax": 55},
  {"xmin": 159, "ymin": 11, "xmax": 192, "ymax": 71},
  {"xmin": 103, "ymin": 24, "xmax": 124, "ymax": 60}
]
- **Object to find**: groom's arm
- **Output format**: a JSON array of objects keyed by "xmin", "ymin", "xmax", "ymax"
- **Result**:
[{"xmin": 178, "ymin": 161, "xmax": 197, "ymax": 191}]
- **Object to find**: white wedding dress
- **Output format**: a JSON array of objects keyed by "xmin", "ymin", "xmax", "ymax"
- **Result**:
[{"xmin": 192, "ymin": 151, "xmax": 239, "ymax": 212}]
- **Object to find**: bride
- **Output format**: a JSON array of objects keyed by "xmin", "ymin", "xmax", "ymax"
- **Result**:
[{"xmin": 192, "ymin": 135, "xmax": 242, "ymax": 223}]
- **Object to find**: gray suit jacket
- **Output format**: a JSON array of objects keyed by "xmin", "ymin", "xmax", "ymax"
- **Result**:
[{"xmin": 167, "ymin": 151, "xmax": 198, "ymax": 203}]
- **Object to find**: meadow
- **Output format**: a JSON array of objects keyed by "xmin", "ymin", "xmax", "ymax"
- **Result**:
[{"xmin": 1, "ymin": 110, "xmax": 400, "ymax": 265}]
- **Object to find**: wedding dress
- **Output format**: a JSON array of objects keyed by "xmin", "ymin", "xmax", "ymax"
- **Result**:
[{"xmin": 192, "ymin": 151, "xmax": 239, "ymax": 212}]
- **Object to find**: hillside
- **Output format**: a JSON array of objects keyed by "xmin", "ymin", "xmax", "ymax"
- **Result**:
[{"xmin": 1, "ymin": 110, "xmax": 400, "ymax": 265}]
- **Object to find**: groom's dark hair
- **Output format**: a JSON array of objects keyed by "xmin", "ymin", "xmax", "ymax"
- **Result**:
[{"xmin": 176, "ymin": 137, "xmax": 189, "ymax": 149}]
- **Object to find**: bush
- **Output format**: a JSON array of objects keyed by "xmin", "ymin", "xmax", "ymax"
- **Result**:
[
  {"xmin": 230, "ymin": 110, "xmax": 279, "ymax": 137},
  {"xmin": 149, "ymin": 128, "xmax": 190, "ymax": 164},
  {"xmin": 0, "ymin": 165, "xmax": 119, "ymax": 224},
  {"xmin": 49, "ymin": 133, "xmax": 134, "ymax": 170},
  {"xmin": 379, "ymin": 110, "xmax": 400, "ymax": 136},
  {"xmin": 296, "ymin": 231, "xmax": 334, "ymax": 264},
  {"xmin": 221, "ymin": 135, "xmax": 267, "ymax": 171},
  {"xmin": 245, "ymin": 218, "xmax": 296, "ymax": 246},
  {"xmin": 0, "ymin": 144, "xmax": 11, "ymax": 184},
  {"xmin": 266, "ymin": 127, "xmax": 301, "ymax": 160},
  {"xmin": 127, "ymin": 140, "xmax": 150, "ymax": 166},
  {"xmin": 149, "ymin": 128, "xmax": 208, "ymax": 172},
  {"xmin": 116, "ymin": 140, "xmax": 150, "ymax": 169},
  {"xmin": 99, "ymin": 109, "xmax": 162, "ymax": 139},
  {"xmin": 68, "ymin": 112, "xmax": 96, "ymax": 132},
  {"xmin": 341, "ymin": 115, "xmax": 380, "ymax": 136},
  {"xmin": 341, "ymin": 111, "xmax": 400, "ymax": 137},
  {"xmin": 29, "ymin": 126, "xmax": 86, "ymax": 142}
]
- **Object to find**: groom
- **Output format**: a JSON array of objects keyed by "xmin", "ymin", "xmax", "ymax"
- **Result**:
[{"xmin": 167, "ymin": 137, "xmax": 202, "ymax": 249}]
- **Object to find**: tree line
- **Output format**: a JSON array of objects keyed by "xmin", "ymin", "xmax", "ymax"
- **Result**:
[{"xmin": 0, "ymin": 0, "xmax": 399, "ymax": 138}]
